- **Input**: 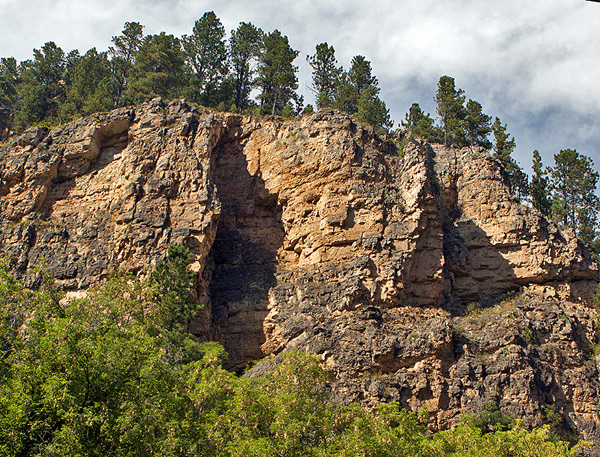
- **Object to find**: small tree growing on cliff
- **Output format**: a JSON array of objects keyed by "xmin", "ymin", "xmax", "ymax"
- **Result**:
[
  {"xmin": 152, "ymin": 244, "xmax": 200, "ymax": 332},
  {"xmin": 464, "ymin": 99, "xmax": 492, "ymax": 149},
  {"xmin": 334, "ymin": 55, "xmax": 392, "ymax": 130},
  {"xmin": 401, "ymin": 102, "xmax": 441, "ymax": 142},
  {"xmin": 492, "ymin": 116, "xmax": 528, "ymax": 200},
  {"xmin": 530, "ymin": 150, "xmax": 552, "ymax": 217}
]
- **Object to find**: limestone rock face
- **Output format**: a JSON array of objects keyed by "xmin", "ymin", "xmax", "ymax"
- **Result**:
[
  {"xmin": 1, "ymin": 100, "xmax": 599, "ymax": 446},
  {"xmin": 433, "ymin": 146, "xmax": 597, "ymax": 304}
]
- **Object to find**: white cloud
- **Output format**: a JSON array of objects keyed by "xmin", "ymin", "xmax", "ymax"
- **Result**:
[{"xmin": 0, "ymin": 0, "xmax": 599, "ymax": 168}]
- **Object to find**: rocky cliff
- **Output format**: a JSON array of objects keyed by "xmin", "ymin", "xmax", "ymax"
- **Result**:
[{"xmin": 1, "ymin": 99, "xmax": 599, "ymax": 446}]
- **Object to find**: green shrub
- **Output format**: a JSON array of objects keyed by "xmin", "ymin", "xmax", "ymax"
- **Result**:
[{"xmin": 0, "ymin": 257, "xmax": 584, "ymax": 456}]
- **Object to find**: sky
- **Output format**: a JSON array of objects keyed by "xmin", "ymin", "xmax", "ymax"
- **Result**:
[{"xmin": 0, "ymin": 0, "xmax": 599, "ymax": 173}]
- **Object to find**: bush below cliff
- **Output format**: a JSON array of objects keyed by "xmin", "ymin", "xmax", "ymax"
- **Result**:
[{"xmin": 0, "ymin": 262, "xmax": 585, "ymax": 456}]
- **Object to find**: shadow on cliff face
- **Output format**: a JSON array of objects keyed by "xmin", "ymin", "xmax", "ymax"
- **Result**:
[
  {"xmin": 428, "ymin": 147, "xmax": 522, "ymax": 313},
  {"xmin": 208, "ymin": 123, "xmax": 284, "ymax": 372},
  {"xmin": 442, "ymin": 218, "xmax": 521, "ymax": 313}
]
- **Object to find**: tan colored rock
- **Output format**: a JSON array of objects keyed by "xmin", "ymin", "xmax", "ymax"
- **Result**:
[
  {"xmin": 433, "ymin": 145, "xmax": 597, "ymax": 304},
  {"xmin": 1, "ymin": 101, "xmax": 599, "ymax": 446}
]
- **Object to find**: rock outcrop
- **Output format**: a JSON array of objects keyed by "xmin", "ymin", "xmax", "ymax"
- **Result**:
[{"xmin": 1, "ymin": 99, "xmax": 599, "ymax": 447}]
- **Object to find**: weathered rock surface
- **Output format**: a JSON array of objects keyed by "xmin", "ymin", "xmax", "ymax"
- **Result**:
[{"xmin": 1, "ymin": 99, "xmax": 599, "ymax": 448}]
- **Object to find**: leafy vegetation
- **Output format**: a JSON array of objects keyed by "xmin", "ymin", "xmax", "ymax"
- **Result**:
[{"xmin": 0, "ymin": 255, "xmax": 583, "ymax": 456}]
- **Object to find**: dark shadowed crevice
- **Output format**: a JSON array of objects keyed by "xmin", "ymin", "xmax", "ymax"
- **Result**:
[
  {"xmin": 92, "ymin": 122, "xmax": 130, "ymax": 171},
  {"xmin": 207, "ymin": 122, "xmax": 284, "ymax": 372}
]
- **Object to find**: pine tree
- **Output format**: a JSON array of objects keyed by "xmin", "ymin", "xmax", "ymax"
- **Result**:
[
  {"xmin": 401, "ymin": 103, "xmax": 441, "ymax": 142},
  {"xmin": 333, "ymin": 56, "xmax": 392, "ymax": 130},
  {"xmin": 257, "ymin": 30, "xmax": 300, "ymax": 116},
  {"xmin": 15, "ymin": 42, "xmax": 67, "ymax": 130},
  {"xmin": 464, "ymin": 99, "xmax": 491, "ymax": 149},
  {"xmin": 152, "ymin": 244, "xmax": 199, "ymax": 331},
  {"xmin": 434, "ymin": 75, "xmax": 466, "ymax": 148},
  {"xmin": 109, "ymin": 22, "xmax": 144, "ymax": 106},
  {"xmin": 126, "ymin": 33, "xmax": 185, "ymax": 104},
  {"xmin": 492, "ymin": 117, "xmax": 528, "ymax": 200},
  {"xmin": 357, "ymin": 86, "xmax": 393, "ymax": 130},
  {"xmin": 530, "ymin": 150, "xmax": 552, "ymax": 217},
  {"xmin": 182, "ymin": 11, "xmax": 228, "ymax": 107},
  {"xmin": 307, "ymin": 42, "xmax": 342, "ymax": 109},
  {"xmin": 550, "ymin": 148, "xmax": 600, "ymax": 245},
  {"xmin": 229, "ymin": 22, "xmax": 264, "ymax": 111},
  {"xmin": 109, "ymin": 21, "xmax": 144, "ymax": 65},
  {"xmin": 0, "ymin": 57, "xmax": 18, "ymax": 139},
  {"xmin": 349, "ymin": 56, "xmax": 378, "ymax": 93},
  {"xmin": 61, "ymin": 48, "xmax": 116, "ymax": 118}
]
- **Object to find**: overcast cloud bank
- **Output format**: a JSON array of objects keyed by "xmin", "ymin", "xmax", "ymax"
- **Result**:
[{"xmin": 0, "ymin": 0, "xmax": 598, "ymax": 170}]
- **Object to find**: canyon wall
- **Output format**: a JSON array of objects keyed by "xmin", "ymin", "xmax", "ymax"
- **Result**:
[{"xmin": 1, "ymin": 99, "xmax": 599, "ymax": 445}]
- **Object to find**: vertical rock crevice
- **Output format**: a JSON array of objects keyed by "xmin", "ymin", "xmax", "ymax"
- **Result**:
[{"xmin": 207, "ymin": 120, "xmax": 285, "ymax": 371}]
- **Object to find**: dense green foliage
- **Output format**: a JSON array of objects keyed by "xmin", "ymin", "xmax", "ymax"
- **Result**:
[
  {"xmin": 0, "ymin": 256, "xmax": 583, "ymax": 456},
  {"xmin": 152, "ymin": 244, "xmax": 201, "ymax": 332},
  {"xmin": 126, "ymin": 32, "xmax": 186, "ymax": 104},
  {"xmin": 61, "ymin": 48, "xmax": 115, "ymax": 117}
]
